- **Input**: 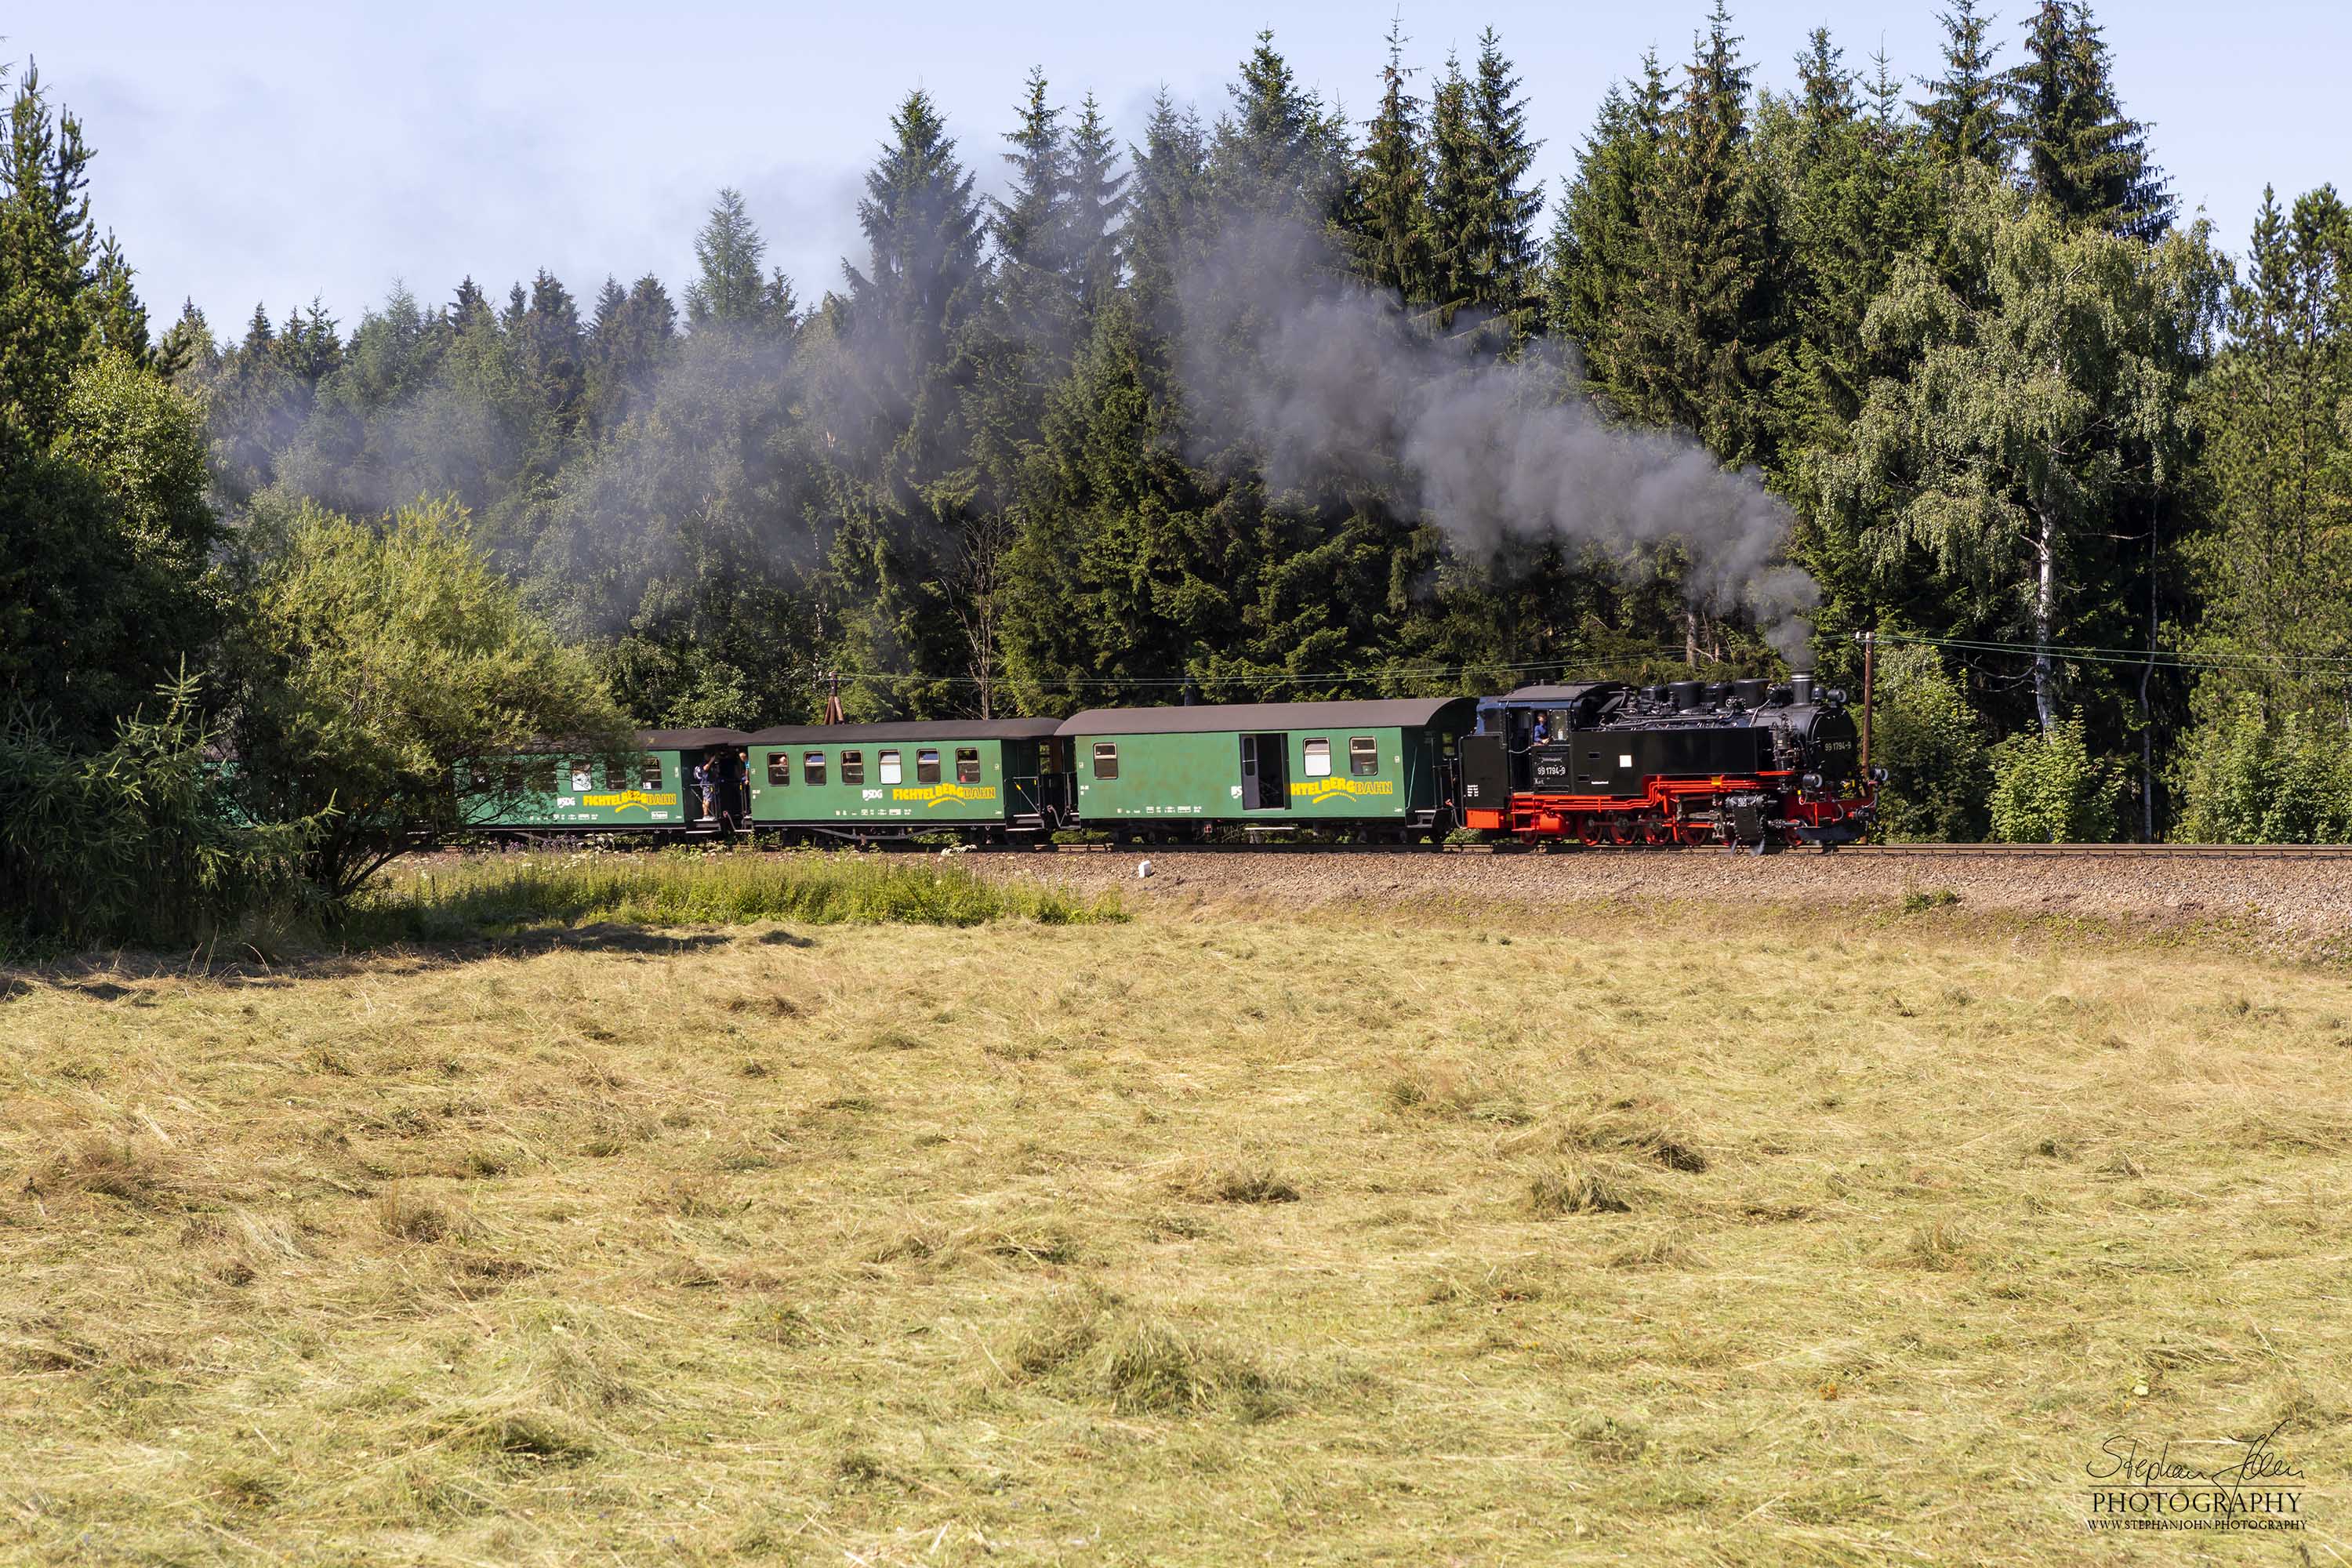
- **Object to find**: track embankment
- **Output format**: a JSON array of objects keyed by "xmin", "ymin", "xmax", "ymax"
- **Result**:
[{"xmin": 972, "ymin": 845, "xmax": 2352, "ymax": 955}]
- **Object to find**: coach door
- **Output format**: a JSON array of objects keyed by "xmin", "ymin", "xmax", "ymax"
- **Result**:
[
  {"xmin": 1011, "ymin": 739, "xmax": 1069, "ymax": 825},
  {"xmin": 1240, "ymin": 732, "xmax": 1290, "ymax": 810}
]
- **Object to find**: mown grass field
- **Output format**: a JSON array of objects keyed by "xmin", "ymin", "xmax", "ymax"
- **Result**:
[{"xmin": 4, "ymin": 874, "xmax": 2350, "ymax": 1563}]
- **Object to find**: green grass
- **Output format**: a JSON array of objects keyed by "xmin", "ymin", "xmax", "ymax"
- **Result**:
[{"xmin": 347, "ymin": 850, "xmax": 1122, "ymax": 941}]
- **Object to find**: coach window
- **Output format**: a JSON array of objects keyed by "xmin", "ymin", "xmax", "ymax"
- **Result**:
[
  {"xmin": 878, "ymin": 749, "xmax": 903, "ymax": 785},
  {"xmin": 1350, "ymin": 736, "xmax": 1379, "ymax": 776},
  {"xmin": 639, "ymin": 755, "xmax": 663, "ymax": 789},
  {"xmin": 1092, "ymin": 742, "xmax": 1119, "ymax": 779},
  {"xmin": 1303, "ymin": 739, "xmax": 1331, "ymax": 778},
  {"xmin": 917, "ymin": 748, "xmax": 942, "ymax": 783},
  {"xmin": 605, "ymin": 758, "xmax": 631, "ymax": 789},
  {"xmin": 501, "ymin": 760, "xmax": 524, "ymax": 793},
  {"xmin": 841, "ymin": 750, "xmax": 865, "ymax": 786},
  {"xmin": 803, "ymin": 751, "xmax": 826, "ymax": 787},
  {"xmin": 766, "ymin": 753, "xmax": 790, "ymax": 786},
  {"xmin": 956, "ymin": 746, "xmax": 982, "ymax": 784},
  {"xmin": 569, "ymin": 760, "xmax": 593, "ymax": 793}
]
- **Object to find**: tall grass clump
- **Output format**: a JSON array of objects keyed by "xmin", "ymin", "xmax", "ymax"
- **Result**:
[{"xmin": 348, "ymin": 851, "xmax": 1122, "ymax": 941}]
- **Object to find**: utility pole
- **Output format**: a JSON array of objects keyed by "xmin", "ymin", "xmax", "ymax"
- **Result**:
[
  {"xmin": 822, "ymin": 670, "xmax": 844, "ymax": 726},
  {"xmin": 1858, "ymin": 630, "xmax": 1877, "ymax": 771}
]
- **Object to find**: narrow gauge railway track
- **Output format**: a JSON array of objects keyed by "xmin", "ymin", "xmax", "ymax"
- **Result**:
[
  {"xmin": 448, "ymin": 833, "xmax": 2352, "ymax": 861},
  {"xmin": 1040, "ymin": 839, "xmax": 2352, "ymax": 860},
  {"xmin": 1835, "ymin": 841, "xmax": 2352, "ymax": 860}
]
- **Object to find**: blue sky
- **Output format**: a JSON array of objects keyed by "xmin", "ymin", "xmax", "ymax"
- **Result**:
[{"xmin": 21, "ymin": 1, "xmax": 2345, "ymax": 332}]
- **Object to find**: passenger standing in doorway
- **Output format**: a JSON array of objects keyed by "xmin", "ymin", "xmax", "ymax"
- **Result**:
[
  {"xmin": 691, "ymin": 757, "xmax": 713, "ymax": 822},
  {"xmin": 720, "ymin": 749, "xmax": 748, "ymax": 834}
]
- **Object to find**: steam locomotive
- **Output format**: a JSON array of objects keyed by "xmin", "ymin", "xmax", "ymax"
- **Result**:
[{"xmin": 1459, "ymin": 674, "xmax": 1880, "ymax": 849}]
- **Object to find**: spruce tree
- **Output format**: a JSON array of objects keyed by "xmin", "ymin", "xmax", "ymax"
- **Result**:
[
  {"xmin": 2007, "ymin": 1, "xmax": 2172, "ymax": 238},
  {"xmin": 1465, "ymin": 28, "xmax": 1544, "ymax": 334},
  {"xmin": 990, "ymin": 68, "xmax": 1074, "ymax": 347},
  {"xmin": 842, "ymin": 89, "xmax": 989, "ymax": 405},
  {"xmin": 521, "ymin": 269, "xmax": 586, "ymax": 433},
  {"xmin": 86, "ymin": 231, "xmax": 149, "ymax": 362},
  {"xmin": 451, "ymin": 276, "xmax": 492, "ymax": 326},
  {"xmin": 687, "ymin": 188, "xmax": 793, "ymax": 331},
  {"xmin": 1545, "ymin": 53, "xmax": 1670, "ymax": 386},
  {"xmin": 1424, "ymin": 30, "xmax": 1544, "ymax": 336},
  {"xmin": 1210, "ymin": 31, "xmax": 1351, "ymax": 230},
  {"xmin": 829, "ymin": 89, "xmax": 993, "ymax": 713},
  {"xmin": 1772, "ymin": 27, "xmax": 1937, "ymax": 458},
  {"xmin": 1355, "ymin": 16, "xmax": 1435, "ymax": 307},
  {"xmin": 1001, "ymin": 300, "xmax": 1224, "ymax": 710},
  {"xmin": 0, "ymin": 64, "xmax": 95, "ymax": 445},
  {"xmin": 154, "ymin": 299, "xmax": 217, "ymax": 385},
  {"xmin": 586, "ymin": 273, "xmax": 675, "ymax": 433},
  {"xmin": 1426, "ymin": 56, "xmax": 1474, "ymax": 319},
  {"xmin": 1618, "ymin": 3, "xmax": 1780, "ymax": 463},
  {"xmin": 1795, "ymin": 27, "xmax": 1856, "ymax": 146},
  {"xmin": 1125, "ymin": 90, "xmax": 1208, "ymax": 329},
  {"xmin": 1062, "ymin": 93, "xmax": 1127, "ymax": 319},
  {"xmin": 1911, "ymin": 0, "xmax": 2009, "ymax": 168}
]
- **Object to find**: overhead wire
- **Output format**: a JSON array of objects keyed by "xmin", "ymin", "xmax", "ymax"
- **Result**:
[{"xmin": 797, "ymin": 630, "xmax": 2352, "ymax": 698}]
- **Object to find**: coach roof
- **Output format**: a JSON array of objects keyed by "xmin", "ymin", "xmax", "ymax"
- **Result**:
[
  {"xmin": 1057, "ymin": 698, "xmax": 1474, "ymax": 736},
  {"xmin": 746, "ymin": 718, "xmax": 1065, "ymax": 744},
  {"xmin": 499, "ymin": 728, "xmax": 751, "ymax": 753},
  {"xmin": 636, "ymin": 728, "xmax": 755, "ymax": 750}
]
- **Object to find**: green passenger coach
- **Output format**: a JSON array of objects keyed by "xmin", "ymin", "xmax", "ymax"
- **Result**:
[
  {"xmin": 466, "ymin": 728, "xmax": 751, "ymax": 834},
  {"xmin": 745, "ymin": 720, "xmax": 1071, "ymax": 841},
  {"xmin": 1058, "ymin": 699, "xmax": 1475, "ymax": 837}
]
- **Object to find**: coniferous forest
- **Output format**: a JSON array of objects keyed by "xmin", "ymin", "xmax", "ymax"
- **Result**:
[{"xmin": 8, "ymin": 1, "xmax": 2352, "ymax": 940}]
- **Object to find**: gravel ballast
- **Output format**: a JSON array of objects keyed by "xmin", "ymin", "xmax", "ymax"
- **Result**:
[{"xmin": 975, "ymin": 848, "xmax": 2352, "ymax": 954}]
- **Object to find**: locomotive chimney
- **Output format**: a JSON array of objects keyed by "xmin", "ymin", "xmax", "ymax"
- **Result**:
[{"xmin": 1791, "ymin": 673, "xmax": 1815, "ymax": 706}]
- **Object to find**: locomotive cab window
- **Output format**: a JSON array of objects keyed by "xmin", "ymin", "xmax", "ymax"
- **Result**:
[
  {"xmin": 916, "ymin": 749, "xmax": 941, "ymax": 783},
  {"xmin": 766, "ymin": 753, "xmax": 790, "ymax": 786},
  {"xmin": 802, "ymin": 751, "xmax": 826, "ymax": 787},
  {"xmin": 955, "ymin": 746, "xmax": 981, "ymax": 784},
  {"xmin": 1092, "ymin": 742, "xmax": 1119, "ymax": 779},
  {"xmin": 841, "ymin": 750, "xmax": 865, "ymax": 786},
  {"xmin": 1303, "ymin": 739, "xmax": 1331, "ymax": 778},
  {"xmin": 1349, "ymin": 736, "xmax": 1378, "ymax": 776},
  {"xmin": 878, "ymin": 750, "xmax": 902, "ymax": 785}
]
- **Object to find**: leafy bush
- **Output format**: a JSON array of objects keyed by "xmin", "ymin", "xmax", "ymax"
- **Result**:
[
  {"xmin": 0, "ymin": 672, "xmax": 313, "ymax": 951},
  {"xmin": 1985, "ymin": 718, "xmax": 2122, "ymax": 843},
  {"xmin": 1870, "ymin": 644, "xmax": 1991, "ymax": 840},
  {"xmin": 227, "ymin": 499, "xmax": 632, "ymax": 898},
  {"xmin": 2172, "ymin": 710, "xmax": 2352, "ymax": 844}
]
